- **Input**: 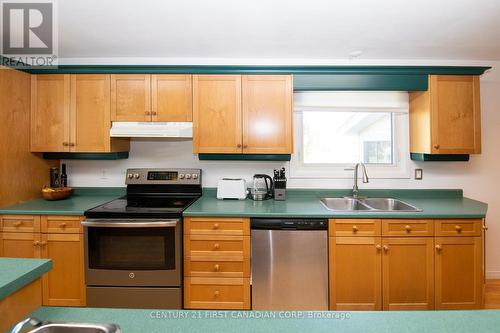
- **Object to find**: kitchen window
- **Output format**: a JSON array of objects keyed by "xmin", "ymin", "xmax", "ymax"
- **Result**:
[{"xmin": 290, "ymin": 91, "xmax": 410, "ymax": 179}]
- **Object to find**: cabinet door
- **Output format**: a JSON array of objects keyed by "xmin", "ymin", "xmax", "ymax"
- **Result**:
[
  {"xmin": 111, "ymin": 74, "xmax": 151, "ymax": 121},
  {"xmin": 70, "ymin": 75, "xmax": 111, "ymax": 152},
  {"xmin": 382, "ymin": 237, "xmax": 434, "ymax": 310},
  {"xmin": 329, "ymin": 237, "xmax": 382, "ymax": 310},
  {"xmin": 430, "ymin": 75, "xmax": 481, "ymax": 154},
  {"xmin": 0, "ymin": 232, "xmax": 41, "ymax": 258},
  {"xmin": 192, "ymin": 75, "xmax": 242, "ymax": 153},
  {"xmin": 40, "ymin": 233, "xmax": 85, "ymax": 306},
  {"xmin": 31, "ymin": 75, "xmax": 71, "ymax": 152},
  {"xmin": 152, "ymin": 75, "xmax": 192, "ymax": 122},
  {"xmin": 435, "ymin": 237, "xmax": 483, "ymax": 309},
  {"xmin": 242, "ymin": 75, "xmax": 293, "ymax": 153}
]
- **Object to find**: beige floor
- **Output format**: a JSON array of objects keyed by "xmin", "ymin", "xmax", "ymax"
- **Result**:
[{"xmin": 485, "ymin": 279, "xmax": 500, "ymax": 309}]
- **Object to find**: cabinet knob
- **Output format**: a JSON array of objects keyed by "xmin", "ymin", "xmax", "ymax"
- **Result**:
[
  {"xmin": 483, "ymin": 225, "xmax": 489, "ymax": 231},
  {"xmin": 59, "ymin": 222, "xmax": 67, "ymax": 228},
  {"xmin": 434, "ymin": 144, "xmax": 440, "ymax": 149},
  {"xmin": 352, "ymin": 225, "xmax": 358, "ymax": 232},
  {"xmin": 214, "ymin": 290, "xmax": 220, "ymax": 297},
  {"xmin": 40, "ymin": 241, "xmax": 47, "ymax": 247},
  {"xmin": 375, "ymin": 244, "xmax": 382, "ymax": 251},
  {"xmin": 213, "ymin": 243, "xmax": 220, "ymax": 250},
  {"xmin": 213, "ymin": 223, "xmax": 220, "ymax": 229},
  {"xmin": 455, "ymin": 225, "xmax": 462, "ymax": 232},
  {"xmin": 145, "ymin": 111, "xmax": 151, "ymax": 115},
  {"xmin": 69, "ymin": 142, "xmax": 76, "ymax": 147},
  {"xmin": 405, "ymin": 225, "xmax": 412, "ymax": 232},
  {"xmin": 236, "ymin": 144, "xmax": 242, "ymax": 148},
  {"xmin": 435, "ymin": 245, "xmax": 442, "ymax": 252},
  {"xmin": 214, "ymin": 264, "xmax": 220, "ymax": 272},
  {"xmin": 33, "ymin": 241, "xmax": 40, "ymax": 246},
  {"xmin": 243, "ymin": 145, "xmax": 248, "ymax": 149},
  {"xmin": 152, "ymin": 111, "xmax": 157, "ymax": 116},
  {"xmin": 63, "ymin": 142, "xmax": 69, "ymax": 146},
  {"xmin": 383, "ymin": 245, "xmax": 389, "ymax": 252},
  {"xmin": 13, "ymin": 221, "xmax": 22, "ymax": 227}
]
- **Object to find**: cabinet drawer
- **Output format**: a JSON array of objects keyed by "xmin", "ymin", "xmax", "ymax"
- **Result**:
[
  {"xmin": 435, "ymin": 219, "xmax": 482, "ymax": 237},
  {"xmin": 329, "ymin": 219, "xmax": 381, "ymax": 237},
  {"xmin": 184, "ymin": 277, "xmax": 250, "ymax": 309},
  {"xmin": 185, "ymin": 256, "xmax": 250, "ymax": 278},
  {"xmin": 382, "ymin": 220, "xmax": 433, "ymax": 236},
  {"xmin": 41, "ymin": 216, "xmax": 83, "ymax": 234},
  {"xmin": 184, "ymin": 217, "xmax": 250, "ymax": 236},
  {"xmin": 184, "ymin": 235, "xmax": 249, "ymax": 257},
  {"xmin": 1, "ymin": 215, "xmax": 40, "ymax": 233}
]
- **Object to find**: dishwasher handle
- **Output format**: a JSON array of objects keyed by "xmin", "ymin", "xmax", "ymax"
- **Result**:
[{"xmin": 251, "ymin": 218, "xmax": 327, "ymax": 230}]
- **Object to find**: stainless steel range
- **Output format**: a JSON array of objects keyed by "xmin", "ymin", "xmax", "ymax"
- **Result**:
[{"xmin": 83, "ymin": 168, "xmax": 202, "ymax": 309}]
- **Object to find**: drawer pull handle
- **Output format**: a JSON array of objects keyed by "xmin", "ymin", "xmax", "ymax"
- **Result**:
[
  {"xmin": 383, "ymin": 245, "xmax": 389, "ymax": 252},
  {"xmin": 213, "ymin": 223, "xmax": 220, "ymax": 229},
  {"xmin": 375, "ymin": 244, "xmax": 382, "ymax": 251},
  {"xmin": 455, "ymin": 225, "xmax": 462, "ymax": 232},
  {"xmin": 435, "ymin": 245, "xmax": 442, "ymax": 252},
  {"xmin": 405, "ymin": 225, "xmax": 412, "ymax": 232},
  {"xmin": 214, "ymin": 290, "xmax": 220, "ymax": 297},
  {"xmin": 352, "ymin": 225, "xmax": 358, "ymax": 232},
  {"xmin": 483, "ymin": 225, "xmax": 489, "ymax": 231},
  {"xmin": 434, "ymin": 144, "xmax": 440, "ymax": 149},
  {"xmin": 59, "ymin": 223, "xmax": 67, "ymax": 228},
  {"xmin": 214, "ymin": 264, "xmax": 220, "ymax": 272},
  {"xmin": 213, "ymin": 243, "xmax": 220, "ymax": 250},
  {"xmin": 13, "ymin": 222, "xmax": 22, "ymax": 227}
]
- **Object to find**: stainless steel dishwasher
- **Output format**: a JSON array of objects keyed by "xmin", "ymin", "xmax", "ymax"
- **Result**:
[{"xmin": 251, "ymin": 218, "xmax": 328, "ymax": 310}]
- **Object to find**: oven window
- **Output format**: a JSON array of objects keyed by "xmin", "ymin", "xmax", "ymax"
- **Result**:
[{"xmin": 87, "ymin": 227, "xmax": 176, "ymax": 270}]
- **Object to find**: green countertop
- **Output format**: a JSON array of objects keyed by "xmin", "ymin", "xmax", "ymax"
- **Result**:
[
  {"xmin": 0, "ymin": 188, "xmax": 124, "ymax": 216},
  {"xmin": 184, "ymin": 189, "xmax": 488, "ymax": 219},
  {"xmin": 0, "ymin": 258, "xmax": 52, "ymax": 301},
  {"xmin": 29, "ymin": 307, "xmax": 500, "ymax": 333}
]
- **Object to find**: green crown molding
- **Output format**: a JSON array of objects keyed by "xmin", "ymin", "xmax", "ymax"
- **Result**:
[{"xmin": 19, "ymin": 65, "xmax": 491, "ymax": 75}]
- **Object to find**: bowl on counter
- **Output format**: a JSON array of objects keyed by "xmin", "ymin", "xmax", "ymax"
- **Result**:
[{"xmin": 41, "ymin": 187, "xmax": 74, "ymax": 201}]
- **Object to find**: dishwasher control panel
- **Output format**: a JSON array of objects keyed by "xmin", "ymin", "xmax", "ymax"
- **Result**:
[{"xmin": 251, "ymin": 218, "xmax": 327, "ymax": 230}]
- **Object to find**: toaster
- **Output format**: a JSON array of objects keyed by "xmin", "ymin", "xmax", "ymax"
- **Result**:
[{"xmin": 217, "ymin": 178, "xmax": 247, "ymax": 200}]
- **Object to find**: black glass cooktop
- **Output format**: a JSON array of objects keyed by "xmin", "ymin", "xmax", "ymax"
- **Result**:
[{"xmin": 84, "ymin": 196, "xmax": 199, "ymax": 219}]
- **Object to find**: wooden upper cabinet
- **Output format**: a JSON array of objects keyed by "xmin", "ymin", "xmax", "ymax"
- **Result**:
[
  {"xmin": 71, "ymin": 75, "xmax": 111, "ymax": 152},
  {"xmin": 111, "ymin": 74, "xmax": 151, "ymax": 121},
  {"xmin": 193, "ymin": 75, "xmax": 243, "ymax": 153},
  {"xmin": 382, "ymin": 237, "xmax": 434, "ymax": 310},
  {"xmin": 152, "ymin": 75, "xmax": 192, "ymax": 122},
  {"xmin": 31, "ymin": 75, "xmax": 71, "ymax": 152},
  {"xmin": 410, "ymin": 75, "xmax": 481, "ymax": 154},
  {"xmin": 242, "ymin": 75, "xmax": 293, "ymax": 154},
  {"xmin": 434, "ymin": 236, "xmax": 483, "ymax": 309}
]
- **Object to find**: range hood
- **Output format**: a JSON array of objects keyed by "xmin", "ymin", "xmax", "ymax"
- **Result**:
[{"xmin": 110, "ymin": 122, "xmax": 193, "ymax": 138}]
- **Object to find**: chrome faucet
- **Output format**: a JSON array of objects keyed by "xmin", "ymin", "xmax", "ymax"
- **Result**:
[
  {"xmin": 351, "ymin": 163, "xmax": 369, "ymax": 199},
  {"xmin": 10, "ymin": 317, "xmax": 42, "ymax": 333}
]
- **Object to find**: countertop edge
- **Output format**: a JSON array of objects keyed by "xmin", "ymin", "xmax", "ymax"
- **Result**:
[{"xmin": 0, "ymin": 259, "xmax": 52, "ymax": 301}]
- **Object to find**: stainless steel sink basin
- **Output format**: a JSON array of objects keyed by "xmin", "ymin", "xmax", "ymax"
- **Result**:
[
  {"xmin": 320, "ymin": 197, "xmax": 422, "ymax": 212},
  {"xmin": 320, "ymin": 197, "xmax": 373, "ymax": 211},
  {"xmin": 360, "ymin": 198, "xmax": 422, "ymax": 212},
  {"xmin": 28, "ymin": 323, "xmax": 121, "ymax": 333}
]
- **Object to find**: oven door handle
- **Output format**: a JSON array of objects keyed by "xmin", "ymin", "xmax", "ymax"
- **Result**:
[{"xmin": 81, "ymin": 219, "xmax": 178, "ymax": 228}]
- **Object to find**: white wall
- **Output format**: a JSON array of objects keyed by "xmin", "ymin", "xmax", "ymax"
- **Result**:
[{"xmin": 63, "ymin": 62, "xmax": 500, "ymax": 277}]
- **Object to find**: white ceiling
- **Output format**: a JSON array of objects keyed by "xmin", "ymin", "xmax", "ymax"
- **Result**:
[{"xmin": 58, "ymin": 0, "xmax": 500, "ymax": 64}]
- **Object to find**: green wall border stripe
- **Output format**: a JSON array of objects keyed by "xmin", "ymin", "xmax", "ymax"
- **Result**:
[
  {"xmin": 43, "ymin": 152, "xmax": 129, "ymax": 160},
  {"xmin": 198, "ymin": 154, "xmax": 291, "ymax": 161},
  {"xmin": 410, "ymin": 153, "xmax": 470, "ymax": 162},
  {"xmin": 294, "ymin": 74, "xmax": 428, "ymax": 91},
  {"xmin": 22, "ymin": 65, "xmax": 491, "ymax": 75}
]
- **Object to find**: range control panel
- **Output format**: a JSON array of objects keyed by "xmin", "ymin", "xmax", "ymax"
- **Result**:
[{"xmin": 125, "ymin": 168, "xmax": 201, "ymax": 185}]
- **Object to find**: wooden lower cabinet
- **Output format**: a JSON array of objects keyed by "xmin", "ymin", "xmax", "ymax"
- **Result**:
[
  {"xmin": 329, "ymin": 237, "xmax": 382, "ymax": 310},
  {"xmin": 184, "ymin": 217, "xmax": 250, "ymax": 309},
  {"xmin": 435, "ymin": 236, "xmax": 483, "ymax": 309},
  {"xmin": 41, "ymin": 233, "xmax": 86, "ymax": 306},
  {"xmin": 0, "ymin": 215, "xmax": 85, "ymax": 307},
  {"xmin": 382, "ymin": 237, "xmax": 434, "ymax": 310}
]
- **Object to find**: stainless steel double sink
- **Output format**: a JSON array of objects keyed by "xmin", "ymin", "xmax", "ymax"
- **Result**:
[{"xmin": 320, "ymin": 197, "xmax": 422, "ymax": 212}]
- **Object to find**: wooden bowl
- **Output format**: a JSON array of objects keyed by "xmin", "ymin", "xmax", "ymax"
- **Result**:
[{"xmin": 42, "ymin": 187, "xmax": 74, "ymax": 201}]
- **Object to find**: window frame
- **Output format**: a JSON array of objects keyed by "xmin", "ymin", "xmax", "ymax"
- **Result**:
[{"xmin": 289, "ymin": 108, "xmax": 410, "ymax": 180}]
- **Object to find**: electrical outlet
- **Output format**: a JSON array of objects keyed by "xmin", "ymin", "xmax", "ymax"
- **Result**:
[{"xmin": 414, "ymin": 168, "xmax": 423, "ymax": 180}]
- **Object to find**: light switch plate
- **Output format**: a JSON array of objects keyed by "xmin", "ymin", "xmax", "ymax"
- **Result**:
[{"xmin": 414, "ymin": 168, "xmax": 423, "ymax": 180}]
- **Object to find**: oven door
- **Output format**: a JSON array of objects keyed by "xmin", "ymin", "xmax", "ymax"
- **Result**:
[{"xmin": 83, "ymin": 219, "xmax": 181, "ymax": 287}]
